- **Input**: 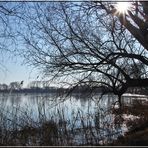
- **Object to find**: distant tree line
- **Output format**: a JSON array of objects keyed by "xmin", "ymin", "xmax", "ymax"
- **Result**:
[
  {"xmin": 0, "ymin": 81, "xmax": 147, "ymax": 95},
  {"xmin": 0, "ymin": 81, "xmax": 104, "ymax": 94},
  {"xmin": 0, "ymin": 81, "xmax": 56, "ymax": 93},
  {"xmin": 0, "ymin": 81, "xmax": 110, "ymax": 94},
  {"xmin": 0, "ymin": 82, "xmax": 22, "ymax": 92}
]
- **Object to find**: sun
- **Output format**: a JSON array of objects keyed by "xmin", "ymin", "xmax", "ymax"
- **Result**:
[{"xmin": 115, "ymin": 2, "xmax": 132, "ymax": 14}]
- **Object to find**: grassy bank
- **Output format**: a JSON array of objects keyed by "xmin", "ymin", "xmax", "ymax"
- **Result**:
[{"xmin": 110, "ymin": 99, "xmax": 148, "ymax": 146}]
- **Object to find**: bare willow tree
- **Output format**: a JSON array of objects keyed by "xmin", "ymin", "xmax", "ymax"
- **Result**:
[
  {"xmin": 14, "ymin": 2, "xmax": 147, "ymax": 107},
  {"xmin": 110, "ymin": 1, "xmax": 148, "ymax": 51},
  {"xmin": 4, "ymin": 1, "xmax": 146, "ymax": 107}
]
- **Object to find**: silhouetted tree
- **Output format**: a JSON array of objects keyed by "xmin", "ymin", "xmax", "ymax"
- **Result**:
[
  {"xmin": 12, "ymin": 2, "xmax": 147, "ymax": 107},
  {"xmin": 0, "ymin": 2, "xmax": 148, "ymax": 107}
]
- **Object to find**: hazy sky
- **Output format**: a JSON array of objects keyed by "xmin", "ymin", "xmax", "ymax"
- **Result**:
[
  {"xmin": 0, "ymin": 2, "xmax": 51, "ymax": 88},
  {"xmin": 0, "ymin": 52, "xmax": 39, "ymax": 88}
]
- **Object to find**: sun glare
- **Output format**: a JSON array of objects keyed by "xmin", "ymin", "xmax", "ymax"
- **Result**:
[{"xmin": 115, "ymin": 2, "xmax": 132, "ymax": 14}]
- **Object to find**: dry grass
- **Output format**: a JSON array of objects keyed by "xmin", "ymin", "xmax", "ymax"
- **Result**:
[
  {"xmin": 111, "ymin": 128, "xmax": 148, "ymax": 146},
  {"xmin": 111, "ymin": 99, "xmax": 148, "ymax": 146}
]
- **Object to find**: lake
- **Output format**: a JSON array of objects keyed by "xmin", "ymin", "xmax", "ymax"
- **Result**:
[{"xmin": 0, "ymin": 92, "xmax": 143, "ymax": 145}]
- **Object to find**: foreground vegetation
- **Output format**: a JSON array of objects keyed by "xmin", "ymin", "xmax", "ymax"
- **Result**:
[
  {"xmin": 111, "ymin": 100, "xmax": 148, "ymax": 146},
  {"xmin": 0, "ymin": 94, "xmax": 120, "ymax": 146},
  {"xmin": 0, "ymin": 107, "xmax": 112, "ymax": 146}
]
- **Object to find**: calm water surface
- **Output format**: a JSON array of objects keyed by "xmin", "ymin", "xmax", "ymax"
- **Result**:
[
  {"xmin": 0, "ymin": 93, "xmax": 129, "ymax": 144},
  {"xmin": 0, "ymin": 93, "xmax": 118, "ymax": 126}
]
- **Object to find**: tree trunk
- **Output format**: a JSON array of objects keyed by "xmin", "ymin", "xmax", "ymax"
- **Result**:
[{"xmin": 128, "ymin": 78, "xmax": 148, "ymax": 87}]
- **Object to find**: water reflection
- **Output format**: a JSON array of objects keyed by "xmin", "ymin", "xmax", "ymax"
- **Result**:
[
  {"xmin": 0, "ymin": 93, "xmax": 118, "ymax": 122},
  {"xmin": 0, "ymin": 93, "xmax": 125, "ymax": 144}
]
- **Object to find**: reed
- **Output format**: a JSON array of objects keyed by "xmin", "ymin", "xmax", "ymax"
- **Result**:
[{"xmin": 0, "ymin": 92, "xmax": 135, "ymax": 146}]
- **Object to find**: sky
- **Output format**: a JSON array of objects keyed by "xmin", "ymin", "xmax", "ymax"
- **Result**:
[
  {"xmin": 0, "ymin": 2, "xmax": 43, "ymax": 88},
  {"xmin": 0, "ymin": 52, "xmax": 39, "ymax": 88}
]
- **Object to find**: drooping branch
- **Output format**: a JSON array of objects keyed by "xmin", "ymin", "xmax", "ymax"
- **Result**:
[{"xmin": 11, "ymin": 2, "xmax": 148, "ymax": 97}]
